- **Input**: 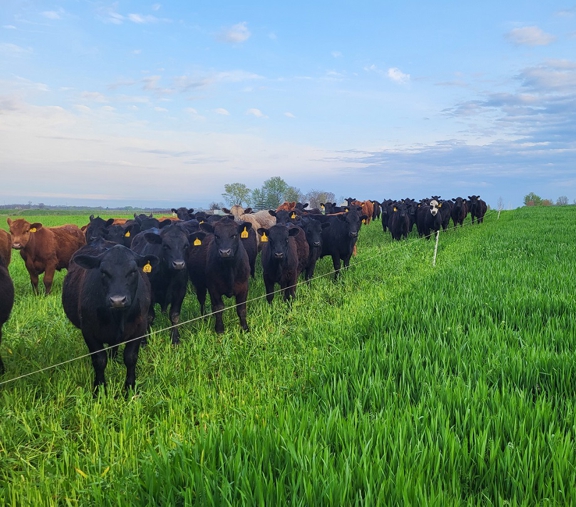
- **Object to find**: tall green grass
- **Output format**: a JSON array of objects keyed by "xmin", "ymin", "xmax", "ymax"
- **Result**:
[{"xmin": 1, "ymin": 207, "xmax": 575, "ymax": 505}]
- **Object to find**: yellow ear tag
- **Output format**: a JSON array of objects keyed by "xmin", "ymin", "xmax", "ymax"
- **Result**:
[
  {"xmin": 291, "ymin": 213, "xmax": 297, "ymax": 219},
  {"xmin": 393, "ymin": 207, "xmax": 398, "ymax": 212},
  {"xmin": 200, "ymin": 220, "xmax": 204, "ymax": 224},
  {"xmin": 241, "ymin": 227, "xmax": 249, "ymax": 239},
  {"xmin": 143, "ymin": 262, "xmax": 152, "ymax": 273},
  {"xmin": 172, "ymin": 212, "xmax": 177, "ymax": 217},
  {"xmin": 194, "ymin": 238, "xmax": 202, "ymax": 246},
  {"xmin": 321, "ymin": 204, "xmax": 325, "ymax": 209},
  {"xmin": 362, "ymin": 219, "xmax": 366, "ymax": 224},
  {"xmin": 29, "ymin": 228, "xmax": 37, "ymax": 233},
  {"xmin": 261, "ymin": 232, "xmax": 268, "ymax": 242},
  {"xmin": 438, "ymin": 203, "xmax": 442, "ymax": 208},
  {"xmin": 124, "ymin": 231, "xmax": 131, "ymax": 238}
]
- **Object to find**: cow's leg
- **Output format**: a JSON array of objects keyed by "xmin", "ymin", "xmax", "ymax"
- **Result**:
[
  {"xmin": 331, "ymin": 254, "xmax": 342, "ymax": 280},
  {"xmin": 209, "ymin": 292, "xmax": 225, "ymax": 334},
  {"xmin": 25, "ymin": 264, "xmax": 39, "ymax": 295},
  {"xmin": 264, "ymin": 276, "xmax": 275, "ymax": 303},
  {"xmin": 84, "ymin": 336, "xmax": 107, "ymax": 393},
  {"xmin": 123, "ymin": 339, "xmax": 141, "ymax": 392},
  {"xmin": 169, "ymin": 285, "xmax": 187, "ymax": 345},
  {"xmin": 43, "ymin": 263, "xmax": 56, "ymax": 295},
  {"xmin": 235, "ymin": 289, "xmax": 249, "ymax": 332}
]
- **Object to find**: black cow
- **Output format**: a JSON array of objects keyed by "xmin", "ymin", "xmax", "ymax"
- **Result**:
[
  {"xmin": 468, "ymin": 195, "xmax": 487, "ymax": 224},
  {"xmin": 319, "ymin": 207, "xmax": 367, "ymax": 279},
  {"xmin": 191, "ymin": 219, "xmax": 251, "ymax": 334},
  {"xmin": 130, "ymin": 221, "xmax": 195, "ymax": 345},
  {"xmin": 320, "ymin": 202, "xmax": 345, "ymax": 214},
  {"xmin": 299, "ymin": 216, "xmax": 330, "ymax": 281},
  {"xmin": 0, "ymin": 255, "xmax": 14, "ymax": 374},
  {"xmin": 451, "ymin": 197, "xmax": 468, "ymax": 228},
  {"xmin": 258, "ymin": 225, "xmax": 301, "ymax": 302},
  {"xmin": 172, "ymin": 207, "xmax": 195, "ymax": 220},
  {"xmin": 62, "ymin": 244, "xmax": 158, "ymax": 391},
  {"xmin": 388, "ymin": 202, "xmax": 411, "ymax": 240}
]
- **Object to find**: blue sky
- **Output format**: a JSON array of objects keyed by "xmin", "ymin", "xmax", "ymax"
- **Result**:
[{"xmin": 1, "ymin": 1, "xmax": 575, "ymax": 209}]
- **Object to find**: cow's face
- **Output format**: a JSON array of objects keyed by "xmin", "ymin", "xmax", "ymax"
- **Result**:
[
  {"xmin": 160, "ymin": 224, "xmax": 190, "ymax": 271},
  {"xmin": 74, "ymin": 245, "xmax": 158, "ymax": 310},
  {"xmin": 340, "ymin": 209, "xmax": 366, "ymax": 238},
  {"xmin": 301, "ymin": 218, "xmax": 327, "ymax": 249},
  {"xmin": 207, "ymin": 219, "xmax": 251, "ymax": 259},
  {"xmin": 429, "ymin": 200, "xmax": 439, "ymax": 217},
  {"xmin": 84, "ymin": 216, "xmax": 115, "ymax": 244},
  {"xmin": 7, "ymin": 218, "xmax": 42, "ymax": 250},
  {"xmin": 263, "ymin": 225, "xmax": 300, "ymax": 259}
]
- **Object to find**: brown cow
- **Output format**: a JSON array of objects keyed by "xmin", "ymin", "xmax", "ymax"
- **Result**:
[
  {"xmin": 7, "ymin": 218, "xmax": 86, "ymax": 295},
  {"xmin": 0, "ymin": 229, "xmax": 11, "ymax": 267}
]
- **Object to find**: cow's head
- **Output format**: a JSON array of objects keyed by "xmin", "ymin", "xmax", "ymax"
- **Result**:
[
  {"xmin": 202, "ymin": 219, "xmax": 251, "ymax": 259},
  {"xmin": 7, "ymin": 218, "xmax": 43, "ymax": 250},
  {"xmin": 74, "ymin": 245, "xmax": 158, "ymax": 310},
  {"xmin": 258, "ymin": 225, "xmax": 300, "ymax": 260}
]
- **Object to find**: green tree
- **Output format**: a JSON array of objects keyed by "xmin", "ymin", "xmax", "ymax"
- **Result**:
[
  {"xmin": 222, "ymin": 183, "xmax": 252, "ymax": 207},
  {"xmin": 284, "ymin": 186, "xmax": 302, "ymax": 204},
  {"xmin": 524, "ymin": 192, "xmax": 542, "ymax": 206},
  {"xmin": 252, "ymin": 177, "xmax": 289, "ymax": 210}
]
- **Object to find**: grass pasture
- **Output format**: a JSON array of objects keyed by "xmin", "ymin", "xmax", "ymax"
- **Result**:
[{"xmin": 1, "ymin": 207, "xmax": 576, "ymax": 505}]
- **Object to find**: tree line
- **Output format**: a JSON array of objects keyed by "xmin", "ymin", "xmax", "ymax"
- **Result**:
[
  {"xmin": 523, "ymin": 192, "xmax": 573, "ymax": 207},
  {"xmin": 220, "ymin": 177, "xmax": 336, "ymax": 211}
]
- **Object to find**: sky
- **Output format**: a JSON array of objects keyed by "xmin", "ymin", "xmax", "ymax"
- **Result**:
[{"xmin": 1, "ymin": 1, "xmax": 575, "ymax": 210}]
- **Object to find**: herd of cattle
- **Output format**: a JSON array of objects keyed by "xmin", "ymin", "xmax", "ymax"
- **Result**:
[{"xmin": 0, "ymin": 195, "xmax": 487, "ymax": 391}]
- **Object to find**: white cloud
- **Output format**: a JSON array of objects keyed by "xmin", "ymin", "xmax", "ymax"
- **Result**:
[
  {"xmin": 152, "ymin": 3, "xmax": 161, "ymax": 11},
  {"xmin": 215, "ymin": 108, "xmax": 230, "ymax": 115},
  {"xmin": 128, "ymin": 13, "xmax": 159, "ymax": 24},
  {"xmin": 0, "ymin": 43, "xmax": 32, "ymax": 56},
  {"xmin": 74, "ymin": 105, "xmax": 92, "ymax": 113},
  {"xmin": 506, "ymin": 26, "xmax": 555, "ymax": 46},
  {"xmin": 218, "ymin": 22, "xmax": 251, "ymax": 44},
  {"xmin": 185, "ymin": 107, "xmax": 205, "ymax": 120},
  {"xmin": 3, "ymin": 25, "xmax": 17, "ymax": 29},
  {"xmin": 132, "ymin": 49, "xmax": 142, "ymax": 55},
  {"xmin": 102, "ymin": 106, "xmax": 116, "ymax": 112},
  {"xmin": 246, "ymin": 108, "xmax": 267, "ymax": 118},
  {"xmin": 42, "ymin": 11, "xmax": 61, "ymax": 20},
  {"xmin": 331, "ymin": 51, "xmax": 342, "ymax": 58},
  {"xmin": 284, "ymin": 112, "xmax": 296, "ymax": 119},
  {"xmin": 268, "ymin": 32, "xmax": 277, "ymax": 40},
  {"xmin": 387, "ymin": 67, "xmax": 410, "ymax": 84},
  {"xmin": 154, "ymin": 107, "xmax": 168, "ymax": 112},
  {"xmin": 81, "ymin": 91, "xmax": 108, "ymax": 103}
]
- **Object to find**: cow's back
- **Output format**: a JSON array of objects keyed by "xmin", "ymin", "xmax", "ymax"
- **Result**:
[
  {"xmin": 52, "ymin": 225, "xmax": 86, "ymax": 268},
  {"xmin": 0, "ymin": 229, "xmax": 11, "ymax": 267}
]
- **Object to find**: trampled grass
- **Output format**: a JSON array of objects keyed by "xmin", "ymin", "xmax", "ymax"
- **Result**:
[{"xmin": 1, "ymin": 206, "xmax": 576, "ymax": 505}]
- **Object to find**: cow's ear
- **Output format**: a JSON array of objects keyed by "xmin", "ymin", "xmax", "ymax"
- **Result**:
[
  {"xmin": 190, "ymin": 231, "xmax": 207, "ymax": 246},
  {"xmin": 30, "ymin": 223, "xmax": 43, "ymax": 232},
  {"xmin": 144, "ymin": 232, "xmax": 162, "ymax": 245},
  {"xmin": 89, "ymin": 214, "xmax": 95, "ymax": 221},
  {"xmin": 268, "ymin": 210, "xmax": 277, "ymax": 217},
  {"xmin": 244, "ymin": 208, "xmax": 253, "ymax": 214},
  {"xmin": 200, "ymin": 222, "xmax": 214, "ymax": 234},
  {"xmin": 361, "ymin": 215, "xmax": 368, "ymax": 222},
  {"xmin": 137, "ymin": 254, "xmax": 159, "ymax": 271},
  {"xmin": 221, "ymin": 208, "xmax": 230, "ymax": 214},
  {"xmin": 159, "ymin": 219, "xmax": 172, "ymax": 229},
  {"xmin": 238, "ymin": 222, "xmax": 252, "ymax": 234},
  {"xmin": 74, "ymin": 254, "xmax": 102, "ymax": 270},
  {"xmin": 7, "ymin": 218, "xmax": 12, "ymax": 226},
  {"xmin": 288, "ymin": 227, "xmax": 300, "ymax": 237}
]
